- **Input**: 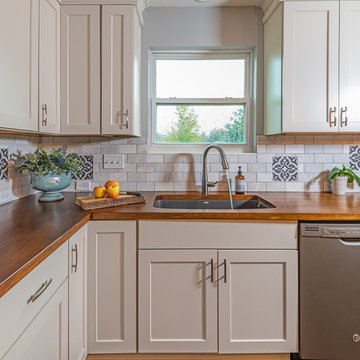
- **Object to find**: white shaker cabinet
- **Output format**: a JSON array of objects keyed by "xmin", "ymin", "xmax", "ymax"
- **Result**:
[
  {"xmin": 88, "ymin": 221, "xmax": 137, "ymax": 354},
  {"xmin": 3, "ymin": 280, "xmax": 68, "ymax": 360},
  {"xmin": 60, "ymin": 5, "xmax": 101, "ymax": 135},
  {"xmin": 282, "ymin": 1, "xmax": 339, "ymax": 133},
  {"xmin": 69, "ymin": 226, "xmax": 88, "ymax": 360},
  {"xmin": 38, "ymin": 0, "xmax": 61, "ymax": 134},
  {"xmin": 139, "ymin": 250, "xmax": 218, "ymax": 353},
  {"xmin": 0, "ymin": 0, "xmax": 39, "ymax": 132},
  {"xmin": 265, "ymin": 1, "xmax": 339, "ymax": 134},
  {"xmin": 339, "ymin": 1, "xmax": 360, "ymax": 132},
  {"xmin": 0, "ymin": 0, "xmax": 60, "ymax": 134},
  {"xmin": 138, "ymin": 221, "xmax": 298, "ymax": 355},
  {"xmin": 102, "ymin": 5, "xmax": 141, "ymax": 136},
  {"xmin": 218, "ymin": 250, "xmax": 298, "ymax": 354}
]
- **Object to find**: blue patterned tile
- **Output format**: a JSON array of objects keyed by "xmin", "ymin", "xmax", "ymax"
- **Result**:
[
  {"xmin": 0, "ymin": 148, "xmax": 9, "ymax": 180},
  {"xmin": 349, "ymin": 145, "xmax": 360, "ymax": 170},
  {"xmin": 272, "ymin": 156, "xmax": 298, "ymax": 182},
  {"xmin": 72, "ymin": 155, "xmax": 93, "ymax": 180}
]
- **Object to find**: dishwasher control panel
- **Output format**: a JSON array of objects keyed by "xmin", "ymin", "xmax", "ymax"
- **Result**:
[{"xmin": 301, "ymin": 223, "xmax": 360, "ymax": 238}]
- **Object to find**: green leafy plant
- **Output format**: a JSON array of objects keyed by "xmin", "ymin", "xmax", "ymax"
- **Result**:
[
  {"xmin": 11, "ymin": 145, "xmax": 83, "ymax": 176},
  {"xmin": 326, "ymin": 165, "xmax": 360, "ymax": 186}
]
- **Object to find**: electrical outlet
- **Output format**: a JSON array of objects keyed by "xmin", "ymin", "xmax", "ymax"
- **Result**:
[
  {"xmin": 76, "ymin": 181, "xmax": 91, "ymax": 191},
  {"xmin": 103, "ymin": 154, "xmax": 125, "ymax": 169}
]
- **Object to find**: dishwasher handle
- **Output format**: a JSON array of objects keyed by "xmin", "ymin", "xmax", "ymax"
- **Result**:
[{"xmin": 340, "ymin": 238, "xmax": 360, "ymax": 246}]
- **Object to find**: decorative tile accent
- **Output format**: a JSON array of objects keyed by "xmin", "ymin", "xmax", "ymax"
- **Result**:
[
  {"xmin": 349, "ymin": 145, "xmax": 360, "ymax": 170},
  {"xmin": 72, "ymin": 155, "xmax": 93, "ymax": 180},
  {"xmin": 0, "ymin": 148, "xmax": 9, "ymax": 180},
  {"xmin": 272, "ymin": 156, "xmax": 298, "ymax": 182}
]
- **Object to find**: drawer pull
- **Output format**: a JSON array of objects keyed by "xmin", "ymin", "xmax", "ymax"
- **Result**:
[
  {"xmin": 27, "ymin": 278, "xmax": 52, "ymax": 304},
  {"xmin": 224, "ymin": 259, "xmax": 227, "ymax": 283},
  {"xmin": 71, "ymin": 244, "xmax": 78, "ymax": 273}
]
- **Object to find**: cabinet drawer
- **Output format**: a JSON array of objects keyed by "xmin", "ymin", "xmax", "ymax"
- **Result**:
[
  {"xmin": 139, "ymin": 220, "xmax": 298, "ymax": 250},
  {"xmin": 0, "ymin": 241, "xmax": 68, "ymax": 358}
]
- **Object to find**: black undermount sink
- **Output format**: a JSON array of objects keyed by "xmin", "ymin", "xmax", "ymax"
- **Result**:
[{"xmin": 153, "ymin": 195, "xmax": 275, "ymax": 210}]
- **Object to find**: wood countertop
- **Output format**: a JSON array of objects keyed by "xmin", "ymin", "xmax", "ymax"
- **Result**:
[{"xmin": 1, "ymin": 190, "xmax": 360, "ymax": 297}]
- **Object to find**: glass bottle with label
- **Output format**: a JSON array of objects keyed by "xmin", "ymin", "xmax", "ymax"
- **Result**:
[{"xmin": 235, "ymin": 166, "xmax": 246, "ymax": 194}]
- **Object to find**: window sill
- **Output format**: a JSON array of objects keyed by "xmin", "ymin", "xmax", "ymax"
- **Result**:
[{"xmin": 148, "ymin": 143, "xmax": 253, "ymax": 155}]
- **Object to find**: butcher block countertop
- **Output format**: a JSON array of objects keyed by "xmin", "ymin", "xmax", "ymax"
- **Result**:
[{"xmin": 1, "ymin": 190, "xmax": 360, "ymax": 297}]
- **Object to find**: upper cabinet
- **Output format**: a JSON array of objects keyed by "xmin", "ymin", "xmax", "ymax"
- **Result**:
[
  {"xmin": 339, "ymin": 1, "xmax": 360, "ymax": 132},
  {"xmin": 0, "ymin": 0, "xmax": 60, "ymax": 134},
  {"xmin": 0, "ymin": 0, "xmax": 39, "ymax": 132},
  {"xmin": 264, "ymin": 0, "xmax": 360, "ymax": 134},
  {"xmin": 39, "ymin": 0, "xmax": 61, "ymax": 134},
  {"xmin": 60, "ymin": 5, "xmax": 101, "ymax": 134},
  {"xmin": 61, "ymin": 4, "xmax": 141, "ymax": 136},
  {"xmin": 102, "ymin": 6, "xmax": 141, "ymax": 136}
]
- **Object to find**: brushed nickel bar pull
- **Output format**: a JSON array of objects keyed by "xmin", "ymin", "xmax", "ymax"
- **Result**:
[
  {"xmin": 42, "ymin": 104, "xmax": 48, "ymax": 127},
  {"xmin": 329, "ymin": 107, "xmax": 337, "ymax": 128},
  {"xmin": 210, "ymin": 258, "xmax": 214, "ymax": 283},
  {"xmin": 72, "ymin": 244, "xmax": 78, "ymax": 273},
  {"xmin": 120, "ymin": 109, "xmax": 129, "ymax": 129},
  {"xmin": 224, "ymin": 259, "xmax": 227, "ymax": 283},
  {"xmin": 27, "ymin": 278, "xmax": 52, "ymax": 304},
  {"xmin": 340, "ymin": 106, "xmax": 348, "ymax": 127}
]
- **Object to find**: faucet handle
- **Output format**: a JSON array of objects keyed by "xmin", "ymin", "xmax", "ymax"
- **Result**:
[{"xmin": 207, "ymin": 181, "xmax": 218, "ymax": 188}]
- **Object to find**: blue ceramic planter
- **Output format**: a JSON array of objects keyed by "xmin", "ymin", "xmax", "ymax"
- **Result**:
[{"xmin": 31, "ymin": 173, "xmax": 72, "ymax": 202}]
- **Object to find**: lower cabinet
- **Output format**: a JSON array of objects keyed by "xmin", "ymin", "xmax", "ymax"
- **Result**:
[
  {"xmin": 138, "ymin": 220, "xmax": 298, "ymax": 355},
  {"xmin": 139, "ymin": 250, "xmax": 218, "ymax": 353},
  {"xmin": 3, "ymin": 279, "xmax": 68, "ymax": 360},
  {"xmin": 88, "ymin": 221, "xmax": 137, "ymax": 354},
  {"xmin": 218, "ymin": 250, "xmax": 298, "ymax": 353},
  {"xmin": 69, "ymin": 226, "xmax": 88, "ymax": 360}
]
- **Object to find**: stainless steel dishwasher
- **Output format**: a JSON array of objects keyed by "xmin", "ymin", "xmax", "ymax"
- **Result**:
[{"xmin": 300, "ymin": 223, "xmax": 360, "ymax": 360}]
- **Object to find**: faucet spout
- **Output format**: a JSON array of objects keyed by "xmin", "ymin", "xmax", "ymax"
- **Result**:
[{"xmin": 202, "ymin": 144, "xmax": 229, "ymax": 195}]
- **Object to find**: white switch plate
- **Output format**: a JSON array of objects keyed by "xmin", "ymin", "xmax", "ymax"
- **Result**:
[
  {"xmin": 103, "ymin": 154, "xmax": 125, "ymax": 169},
  {"xmin": 76, "ymin": 181, "xmax": 91, "ymax": 191}
]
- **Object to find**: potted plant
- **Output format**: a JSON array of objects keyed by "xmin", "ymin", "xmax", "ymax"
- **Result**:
[
  {"xmin": 326, "ymin": 165, "xmax": 360, "ymax": 195},
  {"xmin": 11, "ymin": 145, "xmax": 83, "ymax": 202}
]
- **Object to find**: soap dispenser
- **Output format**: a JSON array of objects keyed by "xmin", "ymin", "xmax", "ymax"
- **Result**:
[{"xmin": 235, "ymin": 166, "xmax": 246, "ymax": 194}]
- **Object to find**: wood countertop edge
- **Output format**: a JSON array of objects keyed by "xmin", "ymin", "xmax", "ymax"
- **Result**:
[
  {"xmin": 3, "ymin": 187, "xmax": 360, "ymax": 298},
  {"xmin": 0, "ymin": 214, "xmax": 91, "ymax": 298}
]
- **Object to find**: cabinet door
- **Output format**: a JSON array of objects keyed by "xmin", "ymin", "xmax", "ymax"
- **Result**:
[
  {"xmin": 102, "ymin": 5, "xmax": 141, "ymax": 136},
  {"xmin": 38, "ymin": 0, "xmax": 60, "ymax": 134},
  {"xmin": 283, "ymin": 1, "xmax": 339, "ymax": 133},
  {"xmin": 0, "ymin": 0, "xmax": 38, "ymax": 131},
  {"xmin": 218, "ymin": 250, "xmax": 298, "ymax": 354},
  {"xmin": 69, "ymin": 226, "xmax": 87, "ymax": 360},
  {"xmin": 339, "ymin": 1, "xmax": 360, "ymax": 132},
  {"xmin": 61, "ymin": 6, "xmax": 101, "ymax": 135},
  {"xmin": 139, "ymin": 250, "xmax": 218, "ymax": 353},
  {"xmin": 3, "ymin": 280, "xmax": 68, "ymax": 360},
  {"xmin": 88, "ymin": 221, "xmax": 136, "ymax": 353}
]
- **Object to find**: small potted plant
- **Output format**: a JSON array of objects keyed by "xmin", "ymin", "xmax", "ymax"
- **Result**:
[
  {"xmin": 11, "ymin": 145, "xmax": 83, "ymax": 202},
  {"xmin": 326, "ymin": 165, "xmax": 360, "ymax": 195}
]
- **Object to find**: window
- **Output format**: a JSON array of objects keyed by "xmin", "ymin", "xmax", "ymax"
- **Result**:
[{"xmin": 150, "ymin": 50, "xmax": 252, "ymax": 152}]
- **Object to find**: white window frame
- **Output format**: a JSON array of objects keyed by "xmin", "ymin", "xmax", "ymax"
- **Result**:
[{"xmin": 149, "ymin": 49, "xmax": 253, "ymax": 154}]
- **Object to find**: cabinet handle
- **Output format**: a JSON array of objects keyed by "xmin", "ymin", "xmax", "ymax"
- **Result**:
[
  {"xmin": 120, "ymin": 110, "xmax": 129, "ymax": 129},
  {"xmin": 71, "ymin": 243, "xmax": 78, "ymax": 273},
  {"xmin": 210, "ymin": 258, "xmax": 214, "ymax": 283},
  {"xmin": 341, "ymin": 106, "xmax": 348, "ymax": 127},
  {"xmin": 27, "ymin": 278, "xmax": 52, "ymax": 304},
  {"xmin": 224, "ymin": 259, "xmax": 227, "ymax": 283},
  {"xmin": 329, "ymin": 107, "xmax": 337, "ymax": 127},
  {"xmin": 42, "ymin": 104, "xmax": 48, "ymax": 127}
]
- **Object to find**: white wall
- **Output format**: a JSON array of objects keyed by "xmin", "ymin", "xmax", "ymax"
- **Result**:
[{"xmin": 141, "ymin": 6, "xmax": 264, "ymax": 138}]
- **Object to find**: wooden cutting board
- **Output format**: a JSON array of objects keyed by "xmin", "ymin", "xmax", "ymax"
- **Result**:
[{"xmin": 75, "ymin": 194, "xmax": 145, "ymax": 211}]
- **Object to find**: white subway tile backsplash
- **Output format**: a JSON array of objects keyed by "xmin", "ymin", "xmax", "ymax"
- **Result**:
[{"xmin": 2, "ymin": 133, "xmax": 360, "ymax": 205}]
